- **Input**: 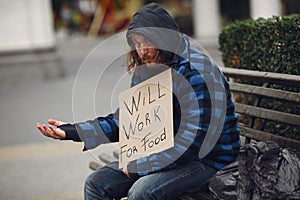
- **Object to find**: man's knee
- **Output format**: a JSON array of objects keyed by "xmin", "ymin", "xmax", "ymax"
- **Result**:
[
  {"xmin": 84, "ymin": 172, "xmax": 95, "ymax": 191},
  {"xmin": 128, "ymin": 182, "xmax": 159, "ymax": 200},
  {"xmin": 84, "ymin": 172, "xmax": 108, "ymax": 199}
]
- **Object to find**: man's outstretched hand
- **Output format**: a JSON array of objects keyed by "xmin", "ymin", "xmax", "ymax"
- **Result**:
[{"xmin": 36, "ymin": 119, "xmax": 66, "ymax": 140}]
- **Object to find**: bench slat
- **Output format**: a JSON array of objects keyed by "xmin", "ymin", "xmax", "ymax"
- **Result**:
[
  {"xmin": 222, "ymin": 67, "xmax": 300, "ymax": 88},
  {"xmin": 239, "ymin": 124, "xmax": 300, "ymax": 151},
  {"xmin": 235, "ymin": 103, "xmax": 300, "ymax": 126},
  {"xmin": 230, "ymin": 82, "xmax": 300, "ymax": 104}
]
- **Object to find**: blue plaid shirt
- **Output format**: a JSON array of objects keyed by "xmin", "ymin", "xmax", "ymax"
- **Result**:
[{"xmin": 73, "ymin": 35, "xmax": 240, "ymax": 177}]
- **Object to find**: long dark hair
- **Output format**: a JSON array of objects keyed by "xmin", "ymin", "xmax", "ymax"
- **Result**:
[
  {"xmin": 126, "ymin": 50, "xmax": 142, "ymax": 73},
  {"xmin": 126, "ymin": 48, "xmax": 166, "ymax": 74}
]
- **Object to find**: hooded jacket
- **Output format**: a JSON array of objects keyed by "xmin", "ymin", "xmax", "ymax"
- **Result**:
[{"xmin": 60, "ymin": 3, "xmax": 240, "ymax": 178}]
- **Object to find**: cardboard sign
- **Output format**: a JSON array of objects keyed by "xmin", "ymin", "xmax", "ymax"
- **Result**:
[{"xmin": 118, "ymin": 69, "xmax": 174, "ymax": 168}]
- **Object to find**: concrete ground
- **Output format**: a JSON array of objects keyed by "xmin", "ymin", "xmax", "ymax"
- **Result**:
[{"xmin": 0, "ymin": 33, "xmax": 222, "ymax": 200}]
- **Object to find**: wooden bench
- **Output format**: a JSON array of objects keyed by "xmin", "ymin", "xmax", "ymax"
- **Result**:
[
  {"xmin": 221, "ymin": 67, "xmax": 300, "ymax": 151},
  {"xmin": 89, "ymin": 68, "xmax": 300, "ymax": 200}
]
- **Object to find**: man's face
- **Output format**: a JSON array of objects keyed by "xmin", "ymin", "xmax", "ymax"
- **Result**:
[{"xmin": 130, "ymin": 33, "xmax": 162, "ymax": 67}]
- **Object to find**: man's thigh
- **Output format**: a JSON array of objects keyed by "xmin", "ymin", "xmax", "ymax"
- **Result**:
[
  {"xmin": 128, "ymin": 160, "xmax": 216, "ymax": 200},
  {"xmin": 86, "ymin": 161, "xmax": 135, "ymax": 199}
]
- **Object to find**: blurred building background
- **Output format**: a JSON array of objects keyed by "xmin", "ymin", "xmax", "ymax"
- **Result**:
[
  {"xmin": 51, "ymin": 0, "xmax": 300, "ymax": 42},
  {"xmin": 1, "ymin": 0, "xmax": 300, "ymax": 53},
  {"xmin": 0, "ymin": 0, "xmax": 300, "ymax": 52}
]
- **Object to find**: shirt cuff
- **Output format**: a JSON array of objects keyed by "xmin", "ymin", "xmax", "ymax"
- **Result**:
[
  {"xmin": 127, "ymin": 160, "xmax": 140, "ymax": 179},
  {"xmin": 58, "ymin": 124, "xmax": 81, "ymax": 142}
]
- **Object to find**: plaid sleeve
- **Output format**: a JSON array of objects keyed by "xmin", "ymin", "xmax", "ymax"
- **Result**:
[{"xmin": 75, "ymin": 109, "xmax": 120, "ymax": 150}]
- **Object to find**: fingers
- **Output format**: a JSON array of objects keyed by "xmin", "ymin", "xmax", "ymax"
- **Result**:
[
  {"xmin": 36, "ymin": 123, "xmax": 51, "ymax": 137},
  {"xmin": 48, "ymin": 119, "xmax": 66, "ymax": 126},
  {"xmin": 49, "ymin": 126, "xmax": 63, "ymax": 139},
  {"xmin": 122, "ymin": 165, "xmax": 131, "ymax": 178},
  {"xmin": 36, "ymin": 123, "xmax": 66, "ymax": 139}
]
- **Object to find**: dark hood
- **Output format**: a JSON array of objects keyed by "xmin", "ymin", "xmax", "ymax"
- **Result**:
[
  {"xmin": 126, "ymin": 3, "xmax": 184, "ymax": 66},
  {"xmin": 127, "ymin": 3, "xmax": 179, "ymax": 32}
]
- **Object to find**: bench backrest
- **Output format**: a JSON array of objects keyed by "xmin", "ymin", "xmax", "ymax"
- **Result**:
[{"xmin": 221, "ymin": 67, "xmax": 300, "ymax": 151}]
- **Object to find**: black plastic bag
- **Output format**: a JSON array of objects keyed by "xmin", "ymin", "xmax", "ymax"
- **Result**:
[
  {"xmin": 237, "ymin": 141, "xmax": 300, "ymax": 200},
  {"xmin": 209, "ymin": 160, "xmax": 239, "ymax": 200},
  {"xmin": 209, "ymin": 141, "xmax": 300, "ymax": 200}
]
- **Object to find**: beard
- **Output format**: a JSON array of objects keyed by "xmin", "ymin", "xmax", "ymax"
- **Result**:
[{"xmin": 141, "ymin": 50, "xmax": 164, "ymax": 67}]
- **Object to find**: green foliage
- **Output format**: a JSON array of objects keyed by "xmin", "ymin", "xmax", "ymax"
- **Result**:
[
  {"xmin": 219, "ymin": 14, "xmax": 300, "ymax": 75},
  {"xmin": 219, "ymin": 14, "xmax": 300, "ymax": 141}
]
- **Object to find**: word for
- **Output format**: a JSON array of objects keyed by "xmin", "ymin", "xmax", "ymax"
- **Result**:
[{"xmin": 119, "ymin": 128, "xmax": 167, "ymax": 162}]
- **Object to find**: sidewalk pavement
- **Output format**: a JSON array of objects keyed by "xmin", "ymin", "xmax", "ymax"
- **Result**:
[
  {"xmin": 0, "ymin": 141, "xmax": 118, "ymax": 200},
  {"xmin": 0, "ymin": 34, "xmax": 223, "ymax": 199}
]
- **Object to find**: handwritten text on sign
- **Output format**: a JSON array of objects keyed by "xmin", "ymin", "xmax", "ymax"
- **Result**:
[{"xmin": 118, "ymin": 69, "xmax": 174, "ymax": 168}]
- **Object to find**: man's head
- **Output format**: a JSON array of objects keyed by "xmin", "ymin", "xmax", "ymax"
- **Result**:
[
  {"xmin": 128, "ymin": 33, "xmax": 164, "ymax": 69},
  {"xmin": 126, "ymin": 3, "xmax": 181, "ymax": 72}
]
